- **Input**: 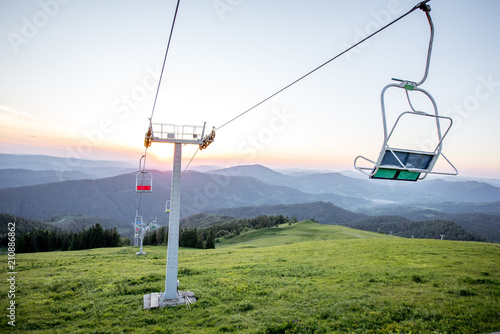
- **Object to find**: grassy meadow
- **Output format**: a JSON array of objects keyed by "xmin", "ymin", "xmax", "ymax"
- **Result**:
[{"xmin": 1, "ymin": 221, "xmax": 499, "ymax": 333}]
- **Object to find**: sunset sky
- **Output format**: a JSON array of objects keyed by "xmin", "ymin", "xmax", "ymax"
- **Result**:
[{"xmin": 1, "ymin": 0, "xmax": 500, "ymax": 178}]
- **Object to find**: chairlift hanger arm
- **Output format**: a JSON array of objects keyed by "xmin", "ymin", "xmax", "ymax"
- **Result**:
[
  {"xmin": 139, "ymin": 155, "xmax": 146, "ymax": 172},
  {"xmin": 392, "ymin": 1, "xmax": 433, "ymax": 87},
  {"xmin": 416, "ymin": 3, "xmax": 433, "ymax": 86},
  {"xmin": 199, "ymin": 127, "xmax": 216, "ymax": 150},
  {"xmin": 144, "ymin": 124, "xmax": 152, "ymax": 148}
]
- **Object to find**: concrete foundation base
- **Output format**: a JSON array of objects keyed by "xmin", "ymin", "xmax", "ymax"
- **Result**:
[{"xmin": 143, "ymin": 291, "xmax": 196, "ymax": 309}]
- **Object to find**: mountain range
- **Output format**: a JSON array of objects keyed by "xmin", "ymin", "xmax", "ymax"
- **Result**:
[
  {"xmin": 0, "ymin": 170, "xmax": 368, "ymax": 223},
  {"xmin": 0, "ymin": 154, "xmax": 499, "ymax": 242},
  {"xmin": 0, "ymin": 153, "xmax": 135, "ymax": 185},
  {"xmin": 208, "ymin": 165, "xmax": 500, "ymax": 204}
]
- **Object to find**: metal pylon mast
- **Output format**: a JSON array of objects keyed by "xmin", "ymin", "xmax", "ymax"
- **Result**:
[{"xmin": 144, "ymin": 122, "xmax": 215, "ymax": 306}]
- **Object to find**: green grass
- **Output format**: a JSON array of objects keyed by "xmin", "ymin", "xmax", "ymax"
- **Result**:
[
  {"xmin": 1, "ymin": 221, "xmax": 499, "ymax": 333},
  {"xmin": 218, "ymin": 222, "xmax": 386, "ymax": 248}
]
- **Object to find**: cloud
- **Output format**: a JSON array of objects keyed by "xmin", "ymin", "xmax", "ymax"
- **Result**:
[
  {"xmin": 0, "ymin": 105, "xmax": 16, "ymax": 114},
  {"xmin": 0, "ymin": 104, "xmax": 37, "ymax": 119}
]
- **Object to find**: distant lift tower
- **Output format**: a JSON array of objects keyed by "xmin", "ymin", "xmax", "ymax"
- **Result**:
[
  {"xmin": 135, "ymin": 216, "xmax": 158, "ymax": 255},
  {"xmin": 133, "ymin": 213, "xmax": 142, "ymax": 247},
  {"xmin": 144, "ymin": 122, "xmax": 215, "ymax": 307}
]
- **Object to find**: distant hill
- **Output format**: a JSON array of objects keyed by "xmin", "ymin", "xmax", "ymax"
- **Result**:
[
  {"xmin": 4, "ymin": 156, "xmax": 500, "ymax": 203},
  {"xmin": 0, "ymin": 169, "xmax": 90, "ymax": 188},
  {"xmin": 0, "ymin": 154, "xmax": 135, "ymax": 183},
  {"xmin": 358, "ymin": 201, "xmax": 500, "ymax": 216},
  {"xmin": 180, "ymin": 213, "xmax": 235, "ymax": 229},
  {"xmin": 1, "ymin": 161, "xmax": 499, "ymax": 242},
  {"xmin": 412, "ymin": 179, "xmax": 500, "ymax": 203},
  {"xmin": 209, "ymin": 164, "xmax": 293, "ymax": 186},
  {"xmin": 203, "ymin": 201, "xmax": 495, "ymax": 242},
  {"xmin": 209, "ymin": 165, "xmax": 380, "ymax": 198},
  {"xmin": 210, "ymin": 164, "xmax": 500, "ymax": 203},
  {"xmin": 0, "ymin": 173, "xmax": 140, "ymax": 224},
  {"xmin": 358, "ymin": 203, "xmax": 500, "ymax": 243},
  {"xmin": 43, "ymin": 214, "xmax": 125, "ymax": 233},
  {"xmin": 0, "ymin": 213, "xmax": 55, "ymax": 235},
  {"xmin": 346, "ymin": 216, "xmax": 487, "ymax": 242},
  {"xmin": 205, "ymin": 201, "xmax": 367, "ymax": 225},
  {"xmin": 0, "ymin": 171, "xmax": 366, "ymax": 225}
]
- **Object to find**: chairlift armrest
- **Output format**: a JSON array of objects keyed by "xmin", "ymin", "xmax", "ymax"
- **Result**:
[{"xmin": 354, "ymin": 155, "xmax": 377, "ymax": 176}]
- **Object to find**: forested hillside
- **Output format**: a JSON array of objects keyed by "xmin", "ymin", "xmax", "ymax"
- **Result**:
[
  {"xmin": 357, "ymin": 205, "xmax": 500, "ymax": 243},
  {"xmin": 202, "ymin": 202, "xmax": 495, "ymax": 242},
  {"xmin": 44, "ymin": 215, "xmax": 124, "ymax": 232},
  {"xmin": 206, "ymin": 201, "xmax": 367, "ymax": 224},
  {"xmin": 0, "ymin": 213, "xmax": 54, "ymax": 234},
  {"xmin": 0, "ymin": 213, "xmax": 122, "ymax": 253},
  {"xmin": 143, "ymin": 215, "xmax": 291, "ymax": 249},
  {"xmin": 0, "ymin": 169, "xmax": 89, "ymax": 188},
  {"xmin": 346, "ymin": 216, "xmax": 487, "ymax": 241},
  {"xmin": 11, "ymin": 224, "xmax": 122, "ymax": 253},
  {"xmin": 1, "ymin": 164, "xmax": 499, "ymax": 244}
]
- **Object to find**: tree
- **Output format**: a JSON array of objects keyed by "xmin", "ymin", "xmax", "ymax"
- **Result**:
[
  {"xmin": 60, "ymin": 233, "xmax": 70, "ymax": 251},
  {"xmin": 70, "ymin": 232, "xmax": 81, "ymax": 251},
  {"xmin": 89, "ymin": 223, "xmax": 105, "ymax": 248},
  {"xmin": 121, "ymin": 237, "xmax": 131, "ymax": 246},
  {"xmin": 205, "ymin": 229, "xmax": 215, "ymax": 249},
  {"xmin": 195, "ymin": 234, "xmax": 204, "ymax": 249},
  {"xmin": 150, "ymin": 229, "xmax": 157, "ymax": 245},
  {"xmin": 157, "ymin": 226, "xmax": 166, "ymax": 245}
]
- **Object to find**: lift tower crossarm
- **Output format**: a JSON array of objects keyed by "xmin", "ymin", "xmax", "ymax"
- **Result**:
[{"xmin": 147, "ymin": 122, "xmax": 207, "ymax": 145}]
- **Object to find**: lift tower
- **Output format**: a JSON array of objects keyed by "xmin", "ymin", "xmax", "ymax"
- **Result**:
[{"xmin": 144, "ymin": 122, "xmax": 214, "ymax": 306}]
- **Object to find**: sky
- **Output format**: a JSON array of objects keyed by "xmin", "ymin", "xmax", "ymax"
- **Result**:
[{"xmin": 1, "ymin": 0, "xmax": 500, "ymax": 178}]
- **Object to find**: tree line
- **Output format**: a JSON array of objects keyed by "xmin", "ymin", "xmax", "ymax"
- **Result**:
[
  {"xmin": 141, "ymin": 214, "xmax": 293, "ymax": 249},
  {"xmin": 2, "ymin": 213, "xmax": 294, "ymax": 253},
  {"xmin": 141, "ymin": 225, "xmax": 216, "ymax": 249},
  {"xmin": 209, "ymin": 214, "xmax": 292, "ymax": 239},
  {"xmin": 347, "ymin": 217, "xmax": 488, "ymax": 242},
  {"xmin": 13, "ymin": 223, "xmax": 123, "ymax": 253}
]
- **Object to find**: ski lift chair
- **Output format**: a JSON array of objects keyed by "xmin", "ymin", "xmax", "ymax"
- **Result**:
[
  {"xmin": 354, "ymin": 82, "xmax": 458, "ymax": 181},
  {"xmin": 354, "ymin": 3, "xmax": 457, "ymax": 181},
  {"xmin": 135, "ymin": 214, "xmax": 143, "ymax": 225},
  {"xmin": 136, "ymin": 171, "xmax": 153, "ymax": 192},
  {"xmin": 165, "ymin": 200, "xmax": 171, "ymax": 213},
  {"xmin": 150, "ymin": 218, "xmax": 158, "ymax": 230},
  {"xmin": 136, "ymin": 155, "xmax": 152, "ymax": 193}
]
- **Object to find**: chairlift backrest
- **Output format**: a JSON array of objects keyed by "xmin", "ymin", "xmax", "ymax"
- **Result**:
[{"xmin": 380, "ymin": 149, "xmax": 434, "ymax": 170}]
